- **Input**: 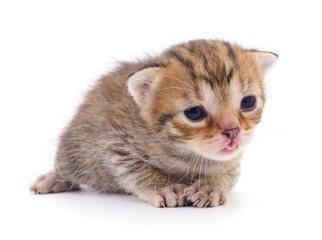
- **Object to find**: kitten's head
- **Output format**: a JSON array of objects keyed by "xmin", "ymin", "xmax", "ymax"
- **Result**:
[{"xmin": 128, "ymin": 40, "xmax": 277, "ymax": 161}]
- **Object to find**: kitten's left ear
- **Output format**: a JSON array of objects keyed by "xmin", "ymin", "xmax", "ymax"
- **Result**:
[
  {"xmin": 127, "ymin": 67, "xmax": 161, "ymax": 106},
  {"xmin": 253, "ymin": 51, "xmax": 278, "ymax": 74}
]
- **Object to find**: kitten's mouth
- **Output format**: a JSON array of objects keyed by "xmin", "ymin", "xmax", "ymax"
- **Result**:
[{"xmin": 220, "ymin": 141, "xmax": 238, "ymax": 154}]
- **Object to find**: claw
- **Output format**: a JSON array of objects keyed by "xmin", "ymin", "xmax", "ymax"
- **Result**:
[
  {"xmin": 193, "ymin": 198, "xmax": 201, "ymax": 207},
  {"xmin": 160, "ymin": 201, "xmax": 166, "ymax": 208},
  {"xmin": 219, "ymin": 200, "xmax": 223, "ymax": 205},
  {"xmin": 176, "ymin": 199, "xmax": 181, "ymax": 206},
  {"xmin": 180, "ymin": 192, "xmax": 189, "ymax": 199},
  {"xmin": 204, "ymin": 199, "xmax": 211, "ymax": 208}
]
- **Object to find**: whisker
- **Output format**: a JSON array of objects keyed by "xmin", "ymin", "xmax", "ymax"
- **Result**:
[
  {"xmin": 245, "ymin": 62, "xmax": 260, "ymax": 77},
  {"xmin": 171, "ymin": 96, "xmax": 195, "ymax": 108},
  {"xmin": 163, "ymin": 74, "xmax": 194, "ymax": 89},
  {"xmin": 244, "ymin": 69, "xmax": 262, "ymax": 84},
  {"xmin": 190, "ymin": 154, "xmax": 200, "ymax": 185},
  {"xmin": 156, "ymin": 87, "xmax": 193, "ymax": 93},
  {"xmin": 165, "ymin": 151, "xmax": 191, "ymax": 173},
  {"xmin": 198, "ymin": 158, "xmax": 204, "ymax": 190},
  {"xmin": 204, "ymin": 158, "xmax": 209, "ymax": 190},
  {"xmin": 177, "ymin": 152, "xmax": 197, "ymax": 183}
]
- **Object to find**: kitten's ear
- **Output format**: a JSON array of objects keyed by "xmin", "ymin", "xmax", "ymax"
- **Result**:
[
  {"xmin": 127, "ymin": 67, "xmax": 161, "ymax": 105},
  {"xmin": 253, "ymin": 51, "xmax": 278, "ymax": 75}
]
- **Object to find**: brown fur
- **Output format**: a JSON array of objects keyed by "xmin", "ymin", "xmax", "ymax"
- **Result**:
[{"xmin": 30, "ymin": 40, "xmax": 277, "ymax": 207}]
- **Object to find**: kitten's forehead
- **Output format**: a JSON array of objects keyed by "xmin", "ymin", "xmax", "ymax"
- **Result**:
[
  {"xmin": 164, "ymin": 40, "xmax": 258, "ymax": 89},
  {"xmin": 162, "ymin": 40, "xmax": 261, "ymax": 109},
  {"xmin": 198, "ymin": 73, "xmax": 241, "ymax": 113}
]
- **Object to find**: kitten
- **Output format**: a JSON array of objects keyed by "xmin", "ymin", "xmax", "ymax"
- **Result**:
[{"xmin": 30, "ymin": 40, "xmax": 277, "ymax": 207}]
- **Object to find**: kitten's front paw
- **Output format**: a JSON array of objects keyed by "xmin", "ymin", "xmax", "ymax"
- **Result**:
[
  {"xmin": 137, "ymin": 184, "xmax": 186, "ymax": 208},
  {"xmin": 182, "ymin": 185, "xmax": 227, "ymax": 208}
]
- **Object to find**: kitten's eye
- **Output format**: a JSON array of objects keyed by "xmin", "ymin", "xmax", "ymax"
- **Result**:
[
  {"xmin": 241, "ymin": 96, "xmax": 256, "ymax": 111},
  {"xmin": 184, "ymin": 107, "xmax": 206, "ymax": 121}
]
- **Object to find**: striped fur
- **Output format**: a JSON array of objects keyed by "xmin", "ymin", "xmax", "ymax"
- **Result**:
[{"xmin": 30, "ymin": 40, "xmax": 277, "ymax": 207}]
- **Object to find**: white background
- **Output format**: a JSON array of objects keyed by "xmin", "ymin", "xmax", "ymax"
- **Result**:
[{"xmin": 1, "ymin": 0, "xmax": 321, "ymax": 239}]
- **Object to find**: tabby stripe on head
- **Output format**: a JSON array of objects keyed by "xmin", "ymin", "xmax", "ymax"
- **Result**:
[
  {"xmin": 199, "ymin": 52, "xmax": 216, "ymax": 90},
  {"xmin": 182, "ymin": 45, "xmax": 217, "ymax": 90},
  {"xmin": 226, "ymin": 68, "xmax": 234, "ymax": 84},
  {"xmin": 201, "ymin": 75, "xmax": 215, "ymax": 89},
  {"xmin": 157, "ymin": 113, "xmax": 175, "ymax": 131},
  {"xmin": 191, "ymin": 42, "xmax": 222, "ymax": 89},
  {"xmin": 223, "ymin": 42, "xmax": 237, "ymax": 62},
  {"xmin": 184, "ymin": 41, "xmax": 197, "ymax": 55},
  {"xmin": 168, "ymin": 50, "xmax": 196, "ymax": 80}
]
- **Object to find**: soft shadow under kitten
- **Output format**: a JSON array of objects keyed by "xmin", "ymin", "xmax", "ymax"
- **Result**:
[{"xmin": 30, "ymin": 40, "xmax": 277, "ymax": 207}]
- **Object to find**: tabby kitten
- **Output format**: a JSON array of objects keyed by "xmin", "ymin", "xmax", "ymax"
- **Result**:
[{"xmin": 30, "ymin": 40, "xmax": 277, "ymax": 207}]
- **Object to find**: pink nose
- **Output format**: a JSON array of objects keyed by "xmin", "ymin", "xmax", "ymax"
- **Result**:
[{"xmin": 222, "ymin": 127, "xmax": 240, "ymax": 140}]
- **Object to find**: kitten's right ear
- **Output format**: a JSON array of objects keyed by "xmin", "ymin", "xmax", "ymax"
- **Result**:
[
  {"xmin": 253, "ymin": 51, "xmax": 278, "ymax": 75},
  {"xmin": 127, "ymin": 67, "xmax": 161, "ymax": 105}
]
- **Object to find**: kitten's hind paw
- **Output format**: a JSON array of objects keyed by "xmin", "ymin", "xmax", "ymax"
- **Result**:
[{"xmin": 30, "ymin": 172, "xmax": 78, "ymax": 194}]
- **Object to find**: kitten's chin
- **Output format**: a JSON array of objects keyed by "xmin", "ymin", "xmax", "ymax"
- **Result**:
[
  {"xmin": 189, "ymin": 145, "xmax": 243, "ymax": 162},
  {"xmin": 204, "ymin": 149, "xmax": 242, "ymax": 162}
]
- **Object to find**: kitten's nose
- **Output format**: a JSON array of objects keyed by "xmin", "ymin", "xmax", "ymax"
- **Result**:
[{"xmin": 222, "ymin": 127, "xmax": 240, "ymax": 140}]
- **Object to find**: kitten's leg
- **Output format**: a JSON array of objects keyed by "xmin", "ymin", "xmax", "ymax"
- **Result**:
[
  {"xmin": 182, "ymin": 157, "xmax": 240, "ymax": 207},
  {"xmin": 117, "ymin": 161, "xmax": 187, "ymax": 207},
  {"xmin": 30, "ymin": 171, "xmax": 79, "ymax": 194}
]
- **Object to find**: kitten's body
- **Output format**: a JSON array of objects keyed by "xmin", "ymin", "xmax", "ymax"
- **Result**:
[{"xmin": 31, "ymin": 40, "xmax": 277, "ymax": 207}]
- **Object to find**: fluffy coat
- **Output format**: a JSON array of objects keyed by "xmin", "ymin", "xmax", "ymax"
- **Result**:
[{"xmin": 30, "ymin": 40, "xmax": 277, "ymax": 207}]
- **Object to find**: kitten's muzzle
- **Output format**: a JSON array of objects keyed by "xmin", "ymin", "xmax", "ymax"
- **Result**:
[{"xmin": 222, "ymin": 127, "xmax": 240, "ymax": 140}]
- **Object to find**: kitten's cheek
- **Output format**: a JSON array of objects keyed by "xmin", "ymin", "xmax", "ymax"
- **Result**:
[{"xmin": 237, "ymin": 131, "xmax": 254, "ymax": 147}]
